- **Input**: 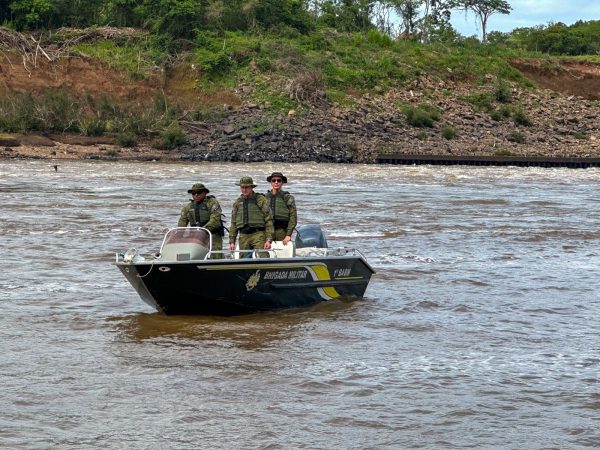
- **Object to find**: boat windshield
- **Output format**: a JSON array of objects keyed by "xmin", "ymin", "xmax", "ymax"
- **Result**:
[{"xmin": 161, "ymin": 227, "xmax": 211, "ymax": 250}]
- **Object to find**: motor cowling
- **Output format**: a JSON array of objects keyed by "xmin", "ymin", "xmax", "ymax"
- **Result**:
[{"xmin": 295, "ymin": 224, "xmax": 328, "ymax": 249}]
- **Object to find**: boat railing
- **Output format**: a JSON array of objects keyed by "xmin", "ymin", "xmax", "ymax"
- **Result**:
[
  {"xmin": 223, "ymin": 246, "xmax": 365, "ymax": 260},
  {"xmin": 116, "ymin": 226, "xmax": 368, "ymax": 263}
]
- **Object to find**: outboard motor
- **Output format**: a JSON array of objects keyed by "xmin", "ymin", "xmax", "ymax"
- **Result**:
[{"xmin": 295, "ymin": 224, "xmax": 328, "ymax": 249}]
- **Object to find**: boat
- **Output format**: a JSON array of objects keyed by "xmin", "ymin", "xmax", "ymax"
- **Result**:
[{"xmin": 115, "ymin": 224, "xmax": 375, "ymax": 315}]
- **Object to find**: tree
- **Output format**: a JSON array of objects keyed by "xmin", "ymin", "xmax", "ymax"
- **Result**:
[
  {"xmin": 8, "ymin": 0, "xmax": 53, "ymax": 30},
  {"xmin": 101, "ymin": 0, "xmax": 142, "ymax": 27},
  {"xmin": 451, "ymin": 0, "xmax": 511, "ymax": 43},
  {"xmin": 135, "ymin": 0, "xmax": 205, "ymax": 38},
  {"xmin": 420, "ymin": 0, "xmax": 453, "ymax": 42},
  {"xmin": 317, "ymin": 0, "xmax": 374, "ymax": 32},
  {"xmin": 393, "ymin": 0, "xmax": 421, "ymax": 39},
  {"xmin": 1, "ymin": 0, "xmax": 11, "ymax": 24}
]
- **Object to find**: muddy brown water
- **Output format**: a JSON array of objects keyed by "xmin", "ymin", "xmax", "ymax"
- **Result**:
[{"xmin": 1, "ymin": 160, "xmax": 599, "ymax": 448}]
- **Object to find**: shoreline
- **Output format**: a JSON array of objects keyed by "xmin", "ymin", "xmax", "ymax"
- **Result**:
[
  {"xmin": 2, "ymin": 82, "xmax": 600, "ymax": 165},
  {"xmin": 4, "ymin": 140, "xmax": 600, "ymax": 168}
]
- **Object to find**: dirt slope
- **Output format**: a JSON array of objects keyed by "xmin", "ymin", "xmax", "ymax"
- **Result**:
[{"xmin": 511, "ymin": 59, "xmax": 600, "ymax": 100}]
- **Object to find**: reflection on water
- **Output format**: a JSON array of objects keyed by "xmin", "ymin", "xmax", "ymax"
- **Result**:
[
  {"xmin": 1, "ymin": 160, "xmax": 599, "ymax": 448},
  {"xmin": 112, "ymin": 298, "xmax": 361, "ymax": 346}
]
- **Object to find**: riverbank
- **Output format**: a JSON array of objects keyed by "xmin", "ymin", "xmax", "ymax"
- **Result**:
[
  {"xmin": 2, "ymin": 44, "xmax": 600, "ymax": 164},
  {"xmin": 3, "ymin": 79, "xmax": 599, "ymax": 164}
]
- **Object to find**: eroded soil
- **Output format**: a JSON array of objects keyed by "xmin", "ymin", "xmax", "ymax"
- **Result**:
[{"xmin": 511, "ymin": 59, "xmax": 600, "ymax": 100}]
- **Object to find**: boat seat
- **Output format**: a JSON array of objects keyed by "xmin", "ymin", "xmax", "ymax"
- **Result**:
[
  {"xmin": 295, "ymin": 247, "xmax": 328, "ymax": 257},
  {"xmin": 232, "ymin": 241, "xmax": 295, "ymax": 259},
  {"xmin": 271, "ymin": 241, "xmax": 295, "ymax": 258}
]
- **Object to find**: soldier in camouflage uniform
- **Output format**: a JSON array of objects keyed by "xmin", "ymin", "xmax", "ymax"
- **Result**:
[
  {"xmin": 228, "ymin": 176, "xmax": 274, "ymax": 257},
  {"xmin": 178, "ymin": 183, "xmax": 224, "ymax": 257},
  {"xmin": 266, "ymin": 171, "xmax": 297, "ymax": 245}
]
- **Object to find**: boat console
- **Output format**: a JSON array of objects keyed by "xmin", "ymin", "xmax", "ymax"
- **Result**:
[{"xmin": 158, "ymin": 227, "xmax": 211, "ymax": 261}]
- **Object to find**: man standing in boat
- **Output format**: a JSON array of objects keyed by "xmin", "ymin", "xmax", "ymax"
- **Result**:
[
  {"xmin": 266, "ymin": 172, "xmax": 297, "ymax": 245},
  {"xmin": 229, "ymin": 176, "xmax": 274, "ymax": 256},
  {"xmin": 178, "ymin": 183, "xmax": 225, "ymax": 256}
]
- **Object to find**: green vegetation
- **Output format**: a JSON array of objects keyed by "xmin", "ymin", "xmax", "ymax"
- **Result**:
[
  {"xmin": 159, "ymin": 122, "xmax": 187, "ymax": 150},
  {"xmin": 0, "ymin": 88, "xmax": 185, "ymax": 149},
  {"xmin": 494, "ymin": 148, "xmax": 514, "ymax": 156},
  {"xmin": 1, "ymin": 2, "xmax": 599, "ymax": 147},
  {"xmin": 442, "ymin": 125, "xmax": 457, "ymax": 140},
  {"xmin": 512, "ymin": 108, "xmax": 532, "ymax": 126},
  {"xmin": 507, "ymin": 130, "xmax": 525, "ymax": 143},
  {"xmin": 399, "ymin": 103, "xmax": 441, "ymax": 128},
  {"xmin": 116, "ymin": 132, "xmax": 137, "ymax": 148}
]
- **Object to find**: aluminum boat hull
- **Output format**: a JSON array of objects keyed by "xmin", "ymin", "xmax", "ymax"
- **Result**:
[{"xmin": 117, "ymin": 255, "xmax": 375, "ymax": 315}]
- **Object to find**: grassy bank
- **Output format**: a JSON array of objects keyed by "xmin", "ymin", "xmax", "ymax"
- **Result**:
[{"xmin": 0, "ymin": 26, "xmax": 598, "ymax": 153}]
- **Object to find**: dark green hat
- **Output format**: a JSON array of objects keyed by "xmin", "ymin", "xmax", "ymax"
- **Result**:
[
  {"xmin": 236, "ymin": 176, "xmax": 256, "ymax": 187},
  {"xmin": 187, "ymin": 183, "xmax": 209, "ymax": 193},
  {"xmin": 267, "ymin": 172, "xmax": 288, "ymax": 183}
]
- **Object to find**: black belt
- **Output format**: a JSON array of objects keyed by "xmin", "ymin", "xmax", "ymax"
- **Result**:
[{"xmin": 240, "ymin": 227, "xmax": 265, "ymax": 234}]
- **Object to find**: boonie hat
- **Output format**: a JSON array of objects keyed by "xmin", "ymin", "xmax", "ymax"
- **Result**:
[
  {"xmin": 187, "ymin": 183, "xmax": 209, "ymax": 193},
  {"xmin": 267, "ymin": 172, "xmax": 288, "ymax": 183},
  {"xmin": 236, "ymin": 176, "xmax": 256, "ymax": 187}
]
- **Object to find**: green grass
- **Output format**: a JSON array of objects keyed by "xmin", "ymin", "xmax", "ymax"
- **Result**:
[{"xmin": 73, "ymin": 40, "xmax": 164, "ymax": 78}]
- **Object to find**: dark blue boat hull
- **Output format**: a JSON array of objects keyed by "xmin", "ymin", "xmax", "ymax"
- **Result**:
[{"xmin": 117, "ymin": 256, "xmax": 375, "ymax": 315}]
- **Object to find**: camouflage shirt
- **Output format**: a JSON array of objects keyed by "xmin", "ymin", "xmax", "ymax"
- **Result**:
[{"xmin": 178, "ymin": 196, "xmax": 223, "ymax": 233}]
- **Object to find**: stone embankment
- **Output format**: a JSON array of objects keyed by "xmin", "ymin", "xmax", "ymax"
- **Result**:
[{"xmin": 175, "ymin": 77, "xmax": 600, "ymax": 163}]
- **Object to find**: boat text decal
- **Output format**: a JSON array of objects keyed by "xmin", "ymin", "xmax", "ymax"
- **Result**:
[{"xmin": 263, "ymin": 269, "xmax": 308, "ymax": 280}]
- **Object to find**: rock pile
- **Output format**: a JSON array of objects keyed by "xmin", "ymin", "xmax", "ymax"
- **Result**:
[{"xmin": 177, "ymin": 80, "xmax": 600, "ymax": 163}]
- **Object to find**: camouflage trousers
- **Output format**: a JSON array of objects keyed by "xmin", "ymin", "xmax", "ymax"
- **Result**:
[
  {"xmin": 238, "ymin": 231, "xmax": 269, "ymax": 258},
  {"xmin": 209, "ymin": 234, "xmax": 223, "ymax": 259},
  {"xmin": 274, "ymin": 228, "xmax": 289, "ymax": 242}
]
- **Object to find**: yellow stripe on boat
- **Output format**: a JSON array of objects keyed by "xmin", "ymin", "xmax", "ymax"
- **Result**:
[{"xmin": 310, "ymin": 265, "xmax": 340, "ymax": 299}]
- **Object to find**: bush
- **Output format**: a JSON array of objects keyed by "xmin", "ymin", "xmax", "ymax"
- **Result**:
[
  {"xmin": 466, "ymin": 92, "xmax": 494, "ymax": 112},
  {"xmin": 159, "ymin": 122, "xmax": 187, "ymax": 149},
  {"xmin": 79, "ymin": 118, "xmax": 105, "ymax": 136},
  {"xmin": 500, "ymin": 105, "xmax": 512, "ymax": 118},
  {"xmin": 402, "ymin": 103, "xmax": 441, "ymax": 128},
  {"xmin": 37, "ymin": 88, "xmax": 80, "ymax": 132},
  {"xmin": 0, "ymin": 93, "xmax": 41, "ymax": 132},
  {"xmin": 194, "ymin": 48, "xmax": 236, "ymax": 79},
  {"xmin": 507, "ymin": 130, "xmax": 525, "ymax": 143},
  {"xmin": 117, "ymin": 132, "xmax": 137, "ymax": 148},
  {"xmin": 494, "ymin": 79, "xmax": 512, "ymax": 103},
  {"xmin": 442, "ymin": 125, "xmax": 457, "ymax": 140},
  {"xmin": 512, "ymin": 109, "xmax": 532, "ymax": 126},
  {"xmin": 366, "ymin": 29, "xmax": 393, "ymax": 48},
  {"xmin": 416, "ymin": 131, "xmax": 427, "ymax": 141}
]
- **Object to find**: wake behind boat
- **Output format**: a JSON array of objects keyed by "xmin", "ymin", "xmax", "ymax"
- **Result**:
[{"xmin": 115, "ymin": 225, "xmax": 375, "ymax": 315}]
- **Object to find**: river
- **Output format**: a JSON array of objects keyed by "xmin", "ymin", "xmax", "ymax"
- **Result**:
[{"xmin": 1, "ymin": 160, "xmax": 599, "ymax": 448}]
